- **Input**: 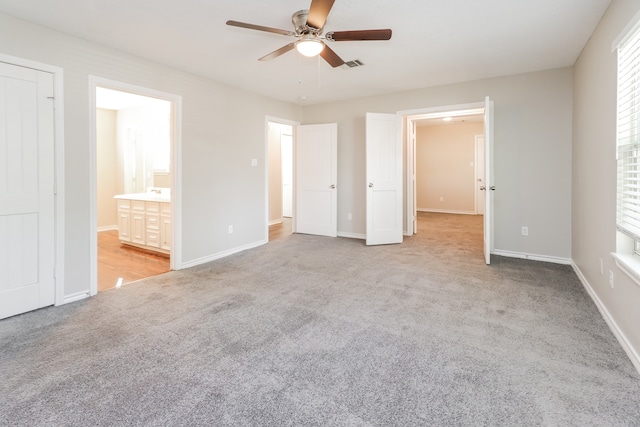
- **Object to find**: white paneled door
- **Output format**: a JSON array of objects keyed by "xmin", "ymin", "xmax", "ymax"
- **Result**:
[
  {"xmin": 296, "ymin": 123, "xmax": 337, "ymax": 237},
  {"xmin": 366, "ymin": 113, "xmax": 403, "ymax": 245},
  {"xmin": 0, "ymin": 62, "xmax": 55, "ymax": 319}
]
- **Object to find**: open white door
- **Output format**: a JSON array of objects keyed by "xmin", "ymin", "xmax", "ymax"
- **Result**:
[
  {"xmin": 0, "ymin": 63, "xmax": 55, "ymax": 319},
  {"xmin": 483, "ymin": 96, "xmax": 494, "ymax": 265},
  {"xmin": 296, "ymin": 123, "xmax": 337, "ymax": 237},
  {"xmin": 366, "ymin": 113, "xmax": 403, "ymax": 245}
]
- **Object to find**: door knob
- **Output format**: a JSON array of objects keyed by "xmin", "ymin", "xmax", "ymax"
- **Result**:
[
  {"xmin": 490, "ymin": 186, "xmax": 496, "ymax": 191},
  {"xmin": 368, "ymin": 182, "xmax": 374, "ymax": 188},
  {"xmin": 330, "ymin": 184, "xmax": 336, "ymax": 189},
  {"xmin": 479, "ymin": 186, "xmax": 486, "ymax": 191}
]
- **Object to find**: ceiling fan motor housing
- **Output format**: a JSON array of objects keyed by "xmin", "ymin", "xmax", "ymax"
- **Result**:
[{"xmin": 293, "ymin": 9, "xmax": 318, "ymax": 35}]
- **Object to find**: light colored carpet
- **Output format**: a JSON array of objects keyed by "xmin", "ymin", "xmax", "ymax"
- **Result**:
[{"xmin": 1, "ymin": 213, "xmax": 639, "ymax": 426}]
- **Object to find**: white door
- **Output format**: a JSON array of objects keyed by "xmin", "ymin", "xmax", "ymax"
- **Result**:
[
  {"xmin": 483, "ymin": 96, "xmax": 494, "ymax": 265},
  {"xmin": 296, "ymin": 123, "xmax": 337, "ymax": 237},
  {"xmin": 0, "ymin": 62, "xmax": 55, "ymax": 319},
  {"xmin": 366, "ymin": 113, "xmax": 403, "ymax": 245}
]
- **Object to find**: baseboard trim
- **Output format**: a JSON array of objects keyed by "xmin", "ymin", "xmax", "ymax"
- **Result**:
[
  {"xmin": 179, "ymin": 240, "xmax": 267, "ymax": 270},
  {"xmin": 338, "ymin": 232, "xmax": 366, "ymax": 240},
  {"xmin": 571, "ymin": 262, "xmax": 640, "ymax": 375},
  {"xmin": 60, "ymin": 291, "xmax": 90, "ymax": 306},
  {"xmin": 492, "ymin": 250, "xmax": 572, "ymax": 265},
  {"xmin": 97, "ymin": 225, "xmax": 118, "ymax": 232},
  {"xmin": 268, "ymin": 219, "xmax": 282, "ymax": 226},
  {"xmin": 417, "ymin": 208, "xmax": 478, "ymax": 215}
]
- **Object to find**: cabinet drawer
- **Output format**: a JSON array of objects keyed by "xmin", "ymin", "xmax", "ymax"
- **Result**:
[
  {"xmin": 131, "ymin": 200, "xmax": 145, "ymax": 211},
  {"xmin": 117, "ymin": 199, "xmax": 130, "ymax": 210},
  {"xmin": 146, "ymin": 213, "xmax": 160, "ymax": 230},
  {"xmin": 146, "ymin": 201, "xmax": 160, "ymax": 213},
  {"xmin": 160, "ymin": 202, "xmax": 171, "ymax": 214},
  {"xmin": 146, "ymin": 230, "xmax": 160, "ymax": 248}
]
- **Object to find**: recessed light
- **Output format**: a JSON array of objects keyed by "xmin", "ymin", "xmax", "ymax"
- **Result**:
[{"xmin": 443, "ymin": 117, "xmax": 453, "ymax": 121}]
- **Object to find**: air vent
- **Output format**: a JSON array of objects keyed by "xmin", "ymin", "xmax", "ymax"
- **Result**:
[{"xmin": 344, "ymin": 59, "xmax": 365, "ymax": 68}]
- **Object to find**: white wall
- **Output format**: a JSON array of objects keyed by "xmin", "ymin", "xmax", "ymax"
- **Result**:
[
  {"xmin": 573, "ymin": 0, "xmax": 640, "ymax": 367},
  {"xmin": 0, "ymin": 12, "xmax": 302, "ymax": 299},
  {"xmin": 96, "ymin": 108, "xmax": 117, "ymax": 229},
  {"xmin": 416, "ymin": 122, "xmax": 483, "ymax": 213},
  {"xmin": 303, "ymin": 68, "xmax": 573, "ymax": 260}
]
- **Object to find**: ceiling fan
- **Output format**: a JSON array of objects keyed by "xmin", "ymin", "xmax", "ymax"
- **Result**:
[{"xmin": 226, "ymin": 0, "xmax": 392, "ymax": 68}]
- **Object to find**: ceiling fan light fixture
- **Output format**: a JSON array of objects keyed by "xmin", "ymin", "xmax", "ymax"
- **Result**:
[{"xmin": 296, "ymin": 38, "xmax": 324, "ymax": 57}]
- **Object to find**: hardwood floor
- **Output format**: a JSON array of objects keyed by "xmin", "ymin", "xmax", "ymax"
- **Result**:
[
  {"xmin": 269, "ymin": 217, "xmax": 292, "ymax": 241},
  {"xmin": 98, "ymin": 230, "xmax": 170, "ymax": 292},
  {"xmin": 98, "ymin": 219, "xmax": 291, "ymax": 292}
]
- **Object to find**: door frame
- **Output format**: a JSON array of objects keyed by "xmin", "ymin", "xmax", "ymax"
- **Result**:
[
  {"xmin": 0, "ymin": 53, "xmax": 66, "ymax": 306},
  {"xmin": 89, "ymin": 76, "xmax": 183, "ymax": 295},
  {"xmin": 265, "ymin": 116, "xmax": 300, "ymax": 241},
  {"xmin": 399, "ymin": 101, "xmax": 492, "ymax": 256}
]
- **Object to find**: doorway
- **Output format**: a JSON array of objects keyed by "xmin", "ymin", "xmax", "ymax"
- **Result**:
[
  {"xmin": 267, "ymin": 120, "xmax": 294, "ymax": 241},
  {"xmin": 90, "ymin": 78, "xmax": 181, "ymax": 294},
  {"xmin": 401, "ymin": 100, "xmax": 493, "ymax": 263}
]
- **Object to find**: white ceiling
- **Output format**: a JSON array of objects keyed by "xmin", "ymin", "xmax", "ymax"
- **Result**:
[{"xmin": 0, "ymin": 0, "xmax": 611, "ymax": 105}]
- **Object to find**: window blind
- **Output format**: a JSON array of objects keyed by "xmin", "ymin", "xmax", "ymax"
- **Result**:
[{"xmin": 617, "ymin": 24, "xmax": 640, "ymax": 239}]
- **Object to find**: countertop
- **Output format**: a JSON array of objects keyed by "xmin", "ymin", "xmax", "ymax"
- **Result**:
[{"xmin": 114, "ymin": 193, "xmax": 171, "ymax": 202}]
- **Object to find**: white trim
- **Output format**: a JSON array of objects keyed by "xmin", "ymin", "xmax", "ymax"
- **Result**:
[
  {"xmin": 417, "ymin": 208, "xmax": 477, "ymax": 215},
  {"xmin": 572, "ymin": 262, "xmax": 640, "ymax": 375},
  {"xmin": 612, "ymin": 8, "xmax": 640, "ymax": 51},
  {"xmin": 397, "ymin": 102, "xmax": 485, "ymax": 118},
  {"xmin": 269, "ymin": 219, "xmax": 283, "ymax": 226},
  {"xmin": 612, "ymin": 252, "xmax": 640, "ymax": 288},
  {"xmin": 180, "ymin": 240, "xmax": 267, "ymax": 270},
  {"xmin": 88, "ymin": 76, "xmax": 183, "ymax": 291},
  {"xmin": 97, "ymin": 225, "xmax": 118, "ymax": 232},
  {"xmin": 63, "ymin": 291, "xmax": 90, "ymax": 305},
  {"xmin": 492, "ymin": 249, "xmax": 572, "ymax": 265},
  {"xmin": 338, "ymin": 232, "xmax": 366, "ymax": 240},
  {"xmin": 0, "ymin": 53, "xmax": 66, "ymax": 308}
]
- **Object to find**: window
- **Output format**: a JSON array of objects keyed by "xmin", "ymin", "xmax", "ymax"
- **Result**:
[
  {"xmin": 615, "ymin": 19, "xmax": 640, "ymax": 286},
  {"xmin": 617, "ymin": 22, "xmax": 640, "ymax": 250}
]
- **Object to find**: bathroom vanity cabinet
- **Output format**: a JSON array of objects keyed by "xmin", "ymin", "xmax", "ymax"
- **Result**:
[{"xmin": 114, "ymin": 193, "xmax": 171, "ymax": 255}]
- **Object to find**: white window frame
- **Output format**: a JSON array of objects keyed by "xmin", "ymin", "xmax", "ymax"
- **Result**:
[{"xmin": 614, "ymin": 16, "xmax": 640, "ymax": 287}]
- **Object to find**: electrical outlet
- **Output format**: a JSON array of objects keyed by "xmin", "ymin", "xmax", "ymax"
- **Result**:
[
  {"xmin": 600, "ymin": 258, "xmax": 603, "ymax": 275},
  {"xmin": 521, "ymin": 226, "xmax": 528, "ymax": 236},
  {"xmin": 348, "ymin": 213, "xmax": 352, "ymax": 220},
  {"xmin": 609, "ymin": 270, "xmax": 614, "ymax": 288},
  {"xmin": 228, "ymin": 225, "xmax": 233, "ymax": 234}
]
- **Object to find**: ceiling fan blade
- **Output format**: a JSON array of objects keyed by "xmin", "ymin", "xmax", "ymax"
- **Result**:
[
  {"xmin": 226, "ymin": 20, "xmax": 294, "ymax": 36},
  {"xmin": 327, "ymin": 29, "xmax": 392, "ymax": 41},
  {"xmin": 320, "ymin": 43, "xmax": 345, "ymax": 68},
  {"xmin": 307, "ymin": 0, "xmax": 335, "ymax": 30},
  {"xmin": 259, "ymin": 43, "xmax": 297, "ymax": 61}
]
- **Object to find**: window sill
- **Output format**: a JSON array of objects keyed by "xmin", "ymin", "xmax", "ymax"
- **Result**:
[{"xmin": 612, "ymin": 252, "xmax": 640, "ymax": 288}]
